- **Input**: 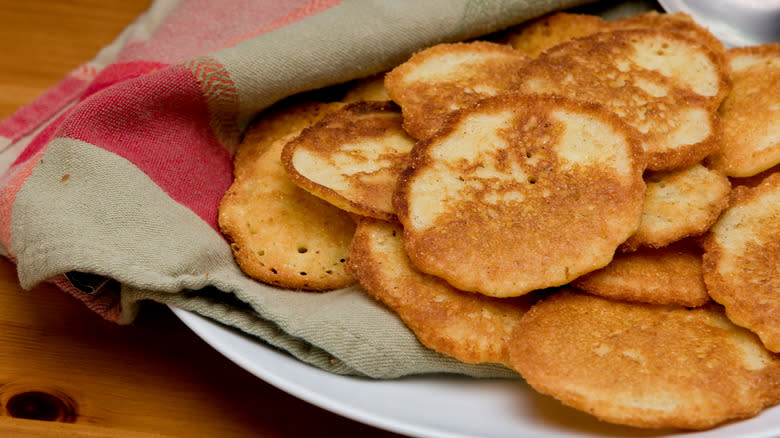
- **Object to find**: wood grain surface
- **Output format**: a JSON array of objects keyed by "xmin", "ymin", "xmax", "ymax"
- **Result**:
[{"xmin": 0, "ymin": 1, "xmax": 403, "ymax": 436}]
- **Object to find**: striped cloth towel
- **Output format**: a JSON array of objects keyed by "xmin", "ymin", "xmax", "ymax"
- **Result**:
[{"xmin": 0, "ymin": 0, "xmax": 636, "ymax": 378}]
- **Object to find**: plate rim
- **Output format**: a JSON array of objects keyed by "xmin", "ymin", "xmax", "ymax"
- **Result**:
[{"xmin": 171, "ymin": 307, "xmax": 780, "ymax": 438}]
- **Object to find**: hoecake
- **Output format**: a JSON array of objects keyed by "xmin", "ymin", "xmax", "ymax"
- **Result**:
[
  {"xmin": 347, "ymin": 218, "xmax": 535, "ymax": 365},
  {"xmin": 219, "ymin": 102, "xmax": 356, "ymax": 290},
  {"xmin": 510, "ymin": 290, "xmax": 780, "ymax": 429},
  {"xmin": 703, "ymin": 171, "xmax": 780, "ymax": 352},
  {"xmin": 385, "ymin": 41, "xmax": 531, "ymax": 140},
  {"xmin": 507, "ymin": 11, "xmax": 724, "ymax": 59},
  {"xmin": 515, "ymin": 28, "xmax": 729, "ymax": 171},
  {"xmin": 708, "ymin": 43, "xmax": 780, "ymax": 178},
  {"xmin": 394, "ymin": 93, "xmax": 645, "ymax": 297},
  {"xmin": 282, "ymin": 101, "xmax": 414, "ymax": 221}
]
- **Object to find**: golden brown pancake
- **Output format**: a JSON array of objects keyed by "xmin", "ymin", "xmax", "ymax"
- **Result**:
[
  {"xmin": 708, "ymin": 43, "xmax": 780, "ymax": 177},
  {"xmin": 219, "ymin": 102, "xmax": 356, "ymax": 290},
  {"xmin": 394, "ymin": 93, "xmax": 645, "ymax": 297},
  {"xmin": 232, "ymin": 101, "xmax": 344, "ymax": 179},
  {"xmin": 621, "ymin": 163, "xmax": 731, "ymax": 252},
  {"xmin": 731, "ymin": 163, "xmax": 780, "ymax": 189},
  {"xmin": 573, "ymin": 240, "xmax": 710, "ymax": 307},
  {"xmin": 342, "ymin": 73, "xmax": 390, "ymax": 103},
  {"xmin": 702, "ymin": 171, "xmax": 780, "ymax": 352},
  {"xmin": 506, "ymin": 12, "xmax": 605, "ymax": 58},
  {"xmin": 384, "ymin": 41, "xmax": 531, "ymax": 140},
  {"xmin": 611, "ymin": 11, "xmax": 725, "ymax": 56},
  {"xmin": 510, "ymin": 290, "xmax": 780, "ymax": 429},
  {"xmin": 346, "ymin": 218, "xmax": 535, "ymax": 365},
  {"xmin": 507, "ymin": 11, "xmax": 724, "ymax": 60},
  {"xmin": 515, "ymin": 28, "xmax": 728, "ymax": 171},
  {"xmin": 282, "ymin": 101, "xmax": 414, "ymax": 221}
]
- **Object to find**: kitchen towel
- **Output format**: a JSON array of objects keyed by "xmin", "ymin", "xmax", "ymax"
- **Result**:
[{"xmin": 0, "ymin": 0, "xmax": 653, "ymax": 378}]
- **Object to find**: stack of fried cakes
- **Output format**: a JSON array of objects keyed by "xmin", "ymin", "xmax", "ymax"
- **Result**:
[{"xmin": 218, "ymin": 9, "xmax": 780, "ymax": 431}]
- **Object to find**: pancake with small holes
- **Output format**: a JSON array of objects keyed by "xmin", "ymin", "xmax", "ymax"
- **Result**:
[{"xmin": 218, "ymin": 102, "xmax": 356, "ymax": 290}]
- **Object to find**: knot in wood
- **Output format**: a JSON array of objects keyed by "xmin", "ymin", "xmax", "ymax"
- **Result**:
[{"xmin": 1, "ymin": 383, "xmax": 77, "ymax": 422}]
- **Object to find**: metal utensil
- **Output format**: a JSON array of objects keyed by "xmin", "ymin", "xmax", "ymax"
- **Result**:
[{"xmin": 658, "ymin": 0, "xmax": 780, "ymax": 47}]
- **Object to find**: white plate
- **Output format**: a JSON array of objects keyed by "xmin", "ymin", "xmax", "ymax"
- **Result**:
[
  {"xmin": 172, "ymin": 307, "xmax": 780, "ymax": 438},
  {"xmin": 658, "ymin": 0, "xmax": 780, "ymax": 47}
]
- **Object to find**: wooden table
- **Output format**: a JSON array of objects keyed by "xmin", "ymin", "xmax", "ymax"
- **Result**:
[{"xmin": 0, "ymin": 1, "xmax": 403, "ymax": 436}]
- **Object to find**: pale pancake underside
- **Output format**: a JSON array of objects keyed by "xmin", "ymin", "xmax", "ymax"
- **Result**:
[
  {"xmin": 621, "ymin": 163, "xmax": 731, "ymax": 251},
  {"xmin": 231, "ymin": 101, "xmax": 344, "ymax": 178},
  {"xmin": 282, "ymin": 101, "xmax": 414, "ymax": 221}
]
